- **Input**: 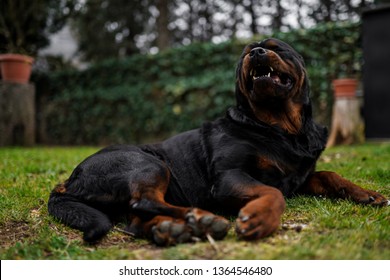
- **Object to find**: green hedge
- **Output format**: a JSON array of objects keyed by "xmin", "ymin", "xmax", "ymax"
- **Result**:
[{"xmin": 37, "ymin": 22, "xmax": 361, "ymax": 145}]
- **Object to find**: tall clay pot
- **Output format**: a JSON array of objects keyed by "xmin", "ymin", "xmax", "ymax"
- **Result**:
[
  {"xmin": 327, "ymin": 77, "xmax": 364, "ymax": 147},
  {"xmin": 332, "ymin": 78, "xmax": 358, "ymax": 98},
  {"xmin": 0, "ymin": 54, "xmax": 34, "ymax": 84}
]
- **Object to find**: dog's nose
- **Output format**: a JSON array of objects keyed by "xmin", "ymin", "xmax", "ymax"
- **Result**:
[{"xmin": 250, "ymin": 47, "xmax": 267, "ymax": 57}]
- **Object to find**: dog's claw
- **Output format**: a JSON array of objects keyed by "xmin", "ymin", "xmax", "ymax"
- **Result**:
[
  {"xmin": 185, "ymin": 213, "xmax": 196, "ymax": 224},
  {"xmin": 131, "ymin": 202, "xmax": 139, "ymax": 209},
  {"xmin": 240, "ymin": 215, "xmax": 250, "ymax": 222},
  {"xmin": 238, "ymin": 210, "xmax": 250, "ymax": 222}
]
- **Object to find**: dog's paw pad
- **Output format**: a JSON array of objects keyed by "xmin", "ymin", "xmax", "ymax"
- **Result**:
[
  {"xmin": 170, "ymin": 223, "xmax": 186, "ymax": 237},
  {"xmin": 210, "ymin": 219, "xmax": 230, "ymax": 239},
  {"xmin": 152, "ymin": 220, "xmax": 191, "ymax": 246},
  {"xmin": 200, "ymin": 215, "xmax": 214, "ymax": 226},
  {"xmin": 185, "ymin": 209, "xmax": 230, "ymax": 240}
]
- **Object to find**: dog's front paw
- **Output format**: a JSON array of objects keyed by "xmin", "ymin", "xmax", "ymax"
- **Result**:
[
  {"xmin": 349, "ymin": 188, "xmax": 389, "ymax": 207},
  {"xmin": 235, "ymin": 200, "xmax": 282, "ymax": 240}
]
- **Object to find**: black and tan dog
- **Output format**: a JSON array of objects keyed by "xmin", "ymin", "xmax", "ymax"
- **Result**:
[{"xmin": 48, "ymin": 38, "xmax": 389, "ymax": 246}]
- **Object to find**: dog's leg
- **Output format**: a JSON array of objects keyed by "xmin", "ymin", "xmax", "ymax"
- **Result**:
[
  {"xmin": 128, "ymin": 164, "xmax": 230, "ymax": 245},
  {"xmin": 234, "ymin": 186, "xmax": 286, "ymax": 240},
  {"xmin": 48, "ymin": 186, "xmax": 112, "ymax": 243},
  {"xmin": 213, "ymin": 170, "xmax": 286, "ymax": 240},
  {"xmin": 301, "ymin": 171, "xmax": 389, "ymax": 206}
]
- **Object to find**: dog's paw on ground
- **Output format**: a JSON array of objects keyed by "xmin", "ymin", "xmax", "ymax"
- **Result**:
[{"xmin": 185, "ymin": 208, "xmax": 230, "ymax": 240}]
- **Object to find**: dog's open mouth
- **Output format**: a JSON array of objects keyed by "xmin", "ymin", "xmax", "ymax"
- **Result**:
[{"xmin": 250, "ymin": 65, "xmax": 293, "ymax": 88}]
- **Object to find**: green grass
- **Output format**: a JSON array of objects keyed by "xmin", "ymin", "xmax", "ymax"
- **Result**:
[{"xmin": 0, "ymin": 143, "xmax": 389, "ymax": 259}]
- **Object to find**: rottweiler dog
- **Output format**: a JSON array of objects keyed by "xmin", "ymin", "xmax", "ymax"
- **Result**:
[{"xmin": 48, "ymin": 38, "xmax": 389, "ymax": 246}]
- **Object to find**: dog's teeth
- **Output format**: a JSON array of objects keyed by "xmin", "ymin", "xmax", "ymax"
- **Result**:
[
  {"xmin": 267, "ymin": 72, "xmax": 271, "ymax": 77},
  {"xmin": 250, "ymin": 69, "xmax": 253, "ymax": 76},
  {"xmin": 270, "ymin": 66, "xmax": 274, "ymax": 71}
]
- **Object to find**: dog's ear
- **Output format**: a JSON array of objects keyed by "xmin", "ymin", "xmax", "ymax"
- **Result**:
[
  {"xmin": 301, "ymin": 74, "xmax": 313, "ymax": 119},
  {"xmin": 300, "ymin": 68, "xmax": 310, "ymax": 105},
  {"xmin": 234, "ymin": 47, "xmax": 252, "ymax": 114},
  {"xmin": 235, "ymin": 63, "xmax": 258, "ymax": 118}
]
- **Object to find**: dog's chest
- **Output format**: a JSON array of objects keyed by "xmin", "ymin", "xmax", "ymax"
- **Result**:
[
  {"xmin": 254, "ymin": 138, "xmax": 320, "ymax": 194},
  {"xmin": 212, "ymin": 130, "xmax": 320, "ymax": 195}
]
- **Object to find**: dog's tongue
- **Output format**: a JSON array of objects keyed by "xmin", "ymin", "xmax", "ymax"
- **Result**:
[{"xmin": 271, "ymin": 73, "xmax": 281, "ymax": 83}]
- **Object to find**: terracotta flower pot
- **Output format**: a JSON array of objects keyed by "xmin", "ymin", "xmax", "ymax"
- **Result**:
[
  {"xmin": 0, "ymin": 54, "xmax": 34, "ymax": 84},
  {"xmin": 332, "ymin": 78, "xmax": 358, "ymax": 98}
]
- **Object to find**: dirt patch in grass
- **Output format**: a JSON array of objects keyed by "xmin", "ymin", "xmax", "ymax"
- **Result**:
[
  {"xmin": 49, "ymin": 222, "xmax": 159, "ymax": 251},
  {"xmin": 100, "ymin": 231, "xmax": 151, "ymax": 249},
  {"xmin": 0, "ymin": 221, "xmax": 31, "ymax": 248}
]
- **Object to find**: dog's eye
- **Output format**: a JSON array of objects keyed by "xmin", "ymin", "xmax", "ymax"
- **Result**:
[{"xmin": 268, "ymin": 46, "xmax": 283, "ymax": 53}]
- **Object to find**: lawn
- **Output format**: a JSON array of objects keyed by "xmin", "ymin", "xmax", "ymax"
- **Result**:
[{"xmin": 0, "ymin": 143, "xmax": 389, "ymax": 260}]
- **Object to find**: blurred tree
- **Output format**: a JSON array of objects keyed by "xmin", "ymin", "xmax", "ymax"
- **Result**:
[
  {"xmin": 308, "ymin": 0, "xmax": 372, "ymax": 23},
  {"xmin": 168, "ymin": 0, "xmax": 217, "ymax": 44},
  {"xmin": 73, "ymin": 0, "xmax": 151, "ymax": 61},
  {"xmin": 156, "ymin": 0, "xmax": 171, "ymax": 51},
  {"xmin": 0, "ymin": 0, "xmax": 76, "ymax": 55},
  {"xmin": 270, "ymin": 0, "xmax": 288, "ymax": 30},
  {"xmin": 70, "ymin": 0, "xmax": 382, "ymax": 62},
  {"xmin": 243, "ymin": 0, "xmax": 259, "ymax": 35}
]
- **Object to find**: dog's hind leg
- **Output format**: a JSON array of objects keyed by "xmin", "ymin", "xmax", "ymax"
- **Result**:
[
  {"xmin": 127, "ymin": 164, "xmax": 230, "ymax": 245},
  {"xmin": 300, "ymin": 171, "xmax": 389, "ymax": 206},
  {"xmin": 48, "ymin": 186, "xmax": 112, "ymax": 243},
  {"xmin": 48, "ymin": 148, "xmax": 229, "ymax": 246}
]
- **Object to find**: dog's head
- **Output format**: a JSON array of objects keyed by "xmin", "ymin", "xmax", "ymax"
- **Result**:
[{"xmin": 235, "ymin": 38, "xmax": 311, "ymax": 133}]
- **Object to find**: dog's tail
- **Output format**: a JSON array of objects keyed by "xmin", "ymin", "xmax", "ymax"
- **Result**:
[{"xmin": 48, "ymin": 184, "xmax": 112, "ymax": 243}]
